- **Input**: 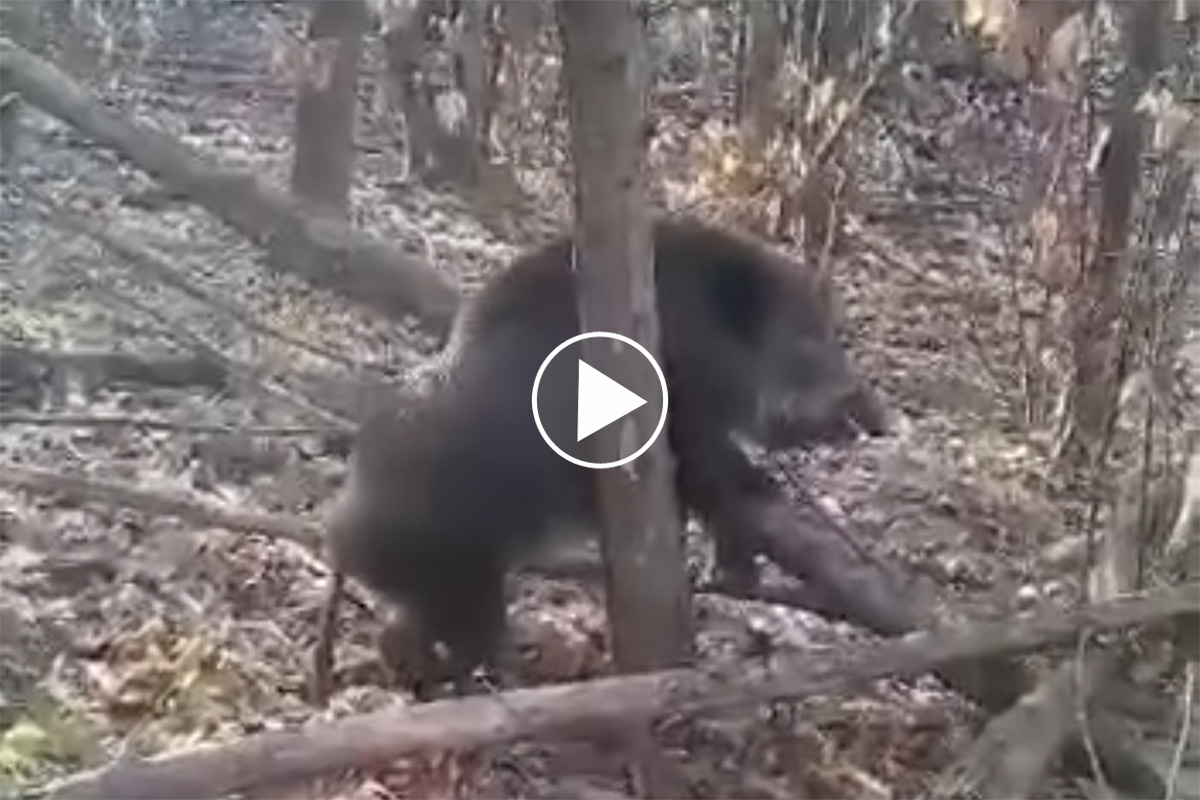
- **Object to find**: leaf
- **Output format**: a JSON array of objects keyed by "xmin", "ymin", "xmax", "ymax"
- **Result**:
[
  {"xmin": 960, "ymin": 0, "xmax": 1017, "ymax": 41},
  {"xmin": 0, "ymin": 697, "xmax": 100, "ymax": 792},
  {"xmin": 1137, "ymin": 89, "xmax": 1200, "ymax": 161}
]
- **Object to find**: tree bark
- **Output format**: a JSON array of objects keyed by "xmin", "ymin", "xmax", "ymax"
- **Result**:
[
  {"xmin": 0, "ymin": 39, "xmax": 459, "ymax": 338},
  {"xmin": 289, "ymin": 0, "xmax": 368, "ymax": 216},
  {"xmin": 557, "ymin": 0, "xmax": 692, "ymax": 676}
]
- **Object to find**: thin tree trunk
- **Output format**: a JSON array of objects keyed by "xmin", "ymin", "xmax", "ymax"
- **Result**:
[
  {"xmin": 558, "ymin": 0, "xmax": 692, "ymax": 673},
  {"xmin": 290, "ymin": 0, "xmax": 368, "ymax": 216},
  {"xmin": 740, "ymin": 0, "xmax": 783, "ymax": 150}
]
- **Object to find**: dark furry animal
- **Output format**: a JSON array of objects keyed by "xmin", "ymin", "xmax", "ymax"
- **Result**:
[{"xmin": 326, "ymin": 217, "xmax": 887, "ymax": 694}]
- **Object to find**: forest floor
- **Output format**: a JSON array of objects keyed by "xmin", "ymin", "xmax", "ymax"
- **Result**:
[{"xmin": 0, "ymin": 4, "xmax": 1194, "ymax": 799}]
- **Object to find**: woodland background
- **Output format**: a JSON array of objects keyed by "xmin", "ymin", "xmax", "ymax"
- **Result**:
[{"xmin": 0, "ymin": 0, "xmax": 1196, "ymax": 798}]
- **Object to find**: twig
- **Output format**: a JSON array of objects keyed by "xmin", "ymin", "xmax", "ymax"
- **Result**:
[
  {"xmin": 1074, "ymin": 630, "xmax": 1114, "ymax": 797},
  {"xmin": 810, "ymin": 0, "xmax": 918, "ymax": 171},
  {"xmin": 0, "ymin": 413, "xmax": 335, "ymax": 437},
  {"xmin": 1164, "ymin": 662, "xmax": 1196, "ymax": 800}
]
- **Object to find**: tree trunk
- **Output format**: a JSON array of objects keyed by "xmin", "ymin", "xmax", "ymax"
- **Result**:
[
  {"xmin": 380, "ymin": 0, "xmax": 440, "ymax": 180},
  {"xmin": 0, "ymin": 0, "xmax": 42, "ymax": 166},
  {"xmin": 455, "ymin": 0, "xmax": 492, "ymax": 157},
  {"xmin": 290, "ymin": 0, "xmax": 368, "ymax": 217},
  {"xmin": 557, "ymin": 0, "xmax": 692, "ymax": 675},
  {"xmin": 382, "ymin": 0, "xmax": 488, "ymax": 189},
  {"xmin": 816, "ymin": 0, "xmax": 871, "ymax": 77},
  {"xmin": 732, "ymin": 2, "xmax": 748, "ymax": 122},
  {"xmin": 740, "ymin": 0, "xmax": 783, "ymax": 150},
  {"xmin": 1061, "ymin": 1, "xmax": 1163, "ymax": 467}
]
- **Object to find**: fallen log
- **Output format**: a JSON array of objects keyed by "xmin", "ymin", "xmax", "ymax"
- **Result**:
[
  {"xmin": 933, "ymin": 458, "xmax": 1170, "ymax": 799},
  {"xmin": 931, "ymin": 656, "xmax": 1116, "ymax": 799},
  {"xmin": 0, "ymin": 460, "xmax": 825, "ymax": 616},
  {"xmin": 0, "ymin": 39, "xmax": 460, "ymax": 338},
  {"xmin": 0, "ymin": 339, "xmax": 403, "ymax": 440},
  {"xmin": 43, "ymin": 583, "xmax": 1200, "ymax": 800},
  {"xmin": 733, "ymin": 484, "xmax": 1167, "ymax": 795},
  {"xmin": 0, "ymin": 458, "xmax": 1175, "ymax": 796},
  {"xmin": 0, "ymin": 458, "xmax": 837, "ymax": 710}
]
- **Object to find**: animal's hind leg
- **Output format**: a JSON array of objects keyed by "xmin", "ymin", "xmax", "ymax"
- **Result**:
[{"xmin": 401, "ymin": 553, "xmax": 511, "ymax": 699}]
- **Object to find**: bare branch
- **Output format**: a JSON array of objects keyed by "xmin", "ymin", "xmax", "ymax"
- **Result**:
[{"xmin": 0, "ymin": 462, "xmax": 323, "ymax": 549}]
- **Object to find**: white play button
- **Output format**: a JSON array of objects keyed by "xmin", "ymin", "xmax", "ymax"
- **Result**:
[
  {"xmin": 532, "ymin": 331, "xmax": 669, "ymax": 469},
  {"xmin": 576, "ymin": 359, "xmax": 648, "ymax": 442}
]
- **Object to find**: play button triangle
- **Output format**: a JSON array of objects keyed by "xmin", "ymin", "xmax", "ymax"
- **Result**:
[{"xmin": 577, "ymin": 359, "xmax": 648, "ymax": 442}]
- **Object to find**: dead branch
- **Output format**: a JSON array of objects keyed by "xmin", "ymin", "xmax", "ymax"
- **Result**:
[
  {"xmin": 44, "ymin": 583, "xmax": 1200, "ymax": 800},
  {"xmin": 738, "ymin": 484, "xmax": 1041, "ymax": 714},
  {"xmin": 0, "ymin": 459, "xmax": 383, "ymax": 639},
  {"xmin": 931, "ymin": 655, "xmax": 1118, "ymax": 799},
  {"xmin": 309, "ymin": 569, "xmax": 345, "ymax": 707},
  {"xmin": 744, "ymin": 478, "xmax": 1171, "ymax": 796},
  {"xmin": 0, "ymin": 462, "xmax": 323, "ymax": 549},
  {"xmin": 0, "ymin": 413, "xmax": 333, "ymax": 437},
  {"xmin": 0, "ymin": 454, "xmax": 1177, "ymax": 798},
  {"xmin": 0, "ymin": 343, "xmax": 228, "ymax": 395},
  {"xmin": 282, "ymin": 366, "xmax": 417, "ymax": 426},
  {"xmin": 935, "ymin": 385, "xmax": 1169, "ymax": 798},
  {"xmin": 0, "ymin": 38, "xmax": 460, "ymax": 337},
  {"xmin": 1, "ymin": 342, "xmax": 415, "ymax": 431}
]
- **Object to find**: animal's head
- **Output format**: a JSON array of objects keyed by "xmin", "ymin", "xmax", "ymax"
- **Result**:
[{"xmin": 713, "ymin": 239, "xmax": 888, "ymax": 449}]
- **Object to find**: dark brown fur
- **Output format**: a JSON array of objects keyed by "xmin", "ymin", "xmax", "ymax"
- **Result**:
[{"xmin": 327, "ymin": 218, "xmax": 886, "ymax": 695}]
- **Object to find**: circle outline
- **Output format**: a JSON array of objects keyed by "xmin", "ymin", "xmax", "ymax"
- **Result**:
[{"xmin": 532, "ymin": 331, "xmax": 669, "ymax": 470}]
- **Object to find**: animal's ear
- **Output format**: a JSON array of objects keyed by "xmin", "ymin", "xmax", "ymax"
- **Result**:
[{"xmin": 712, "ymin": 258, "xmax": 769, "ymax": 344}]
